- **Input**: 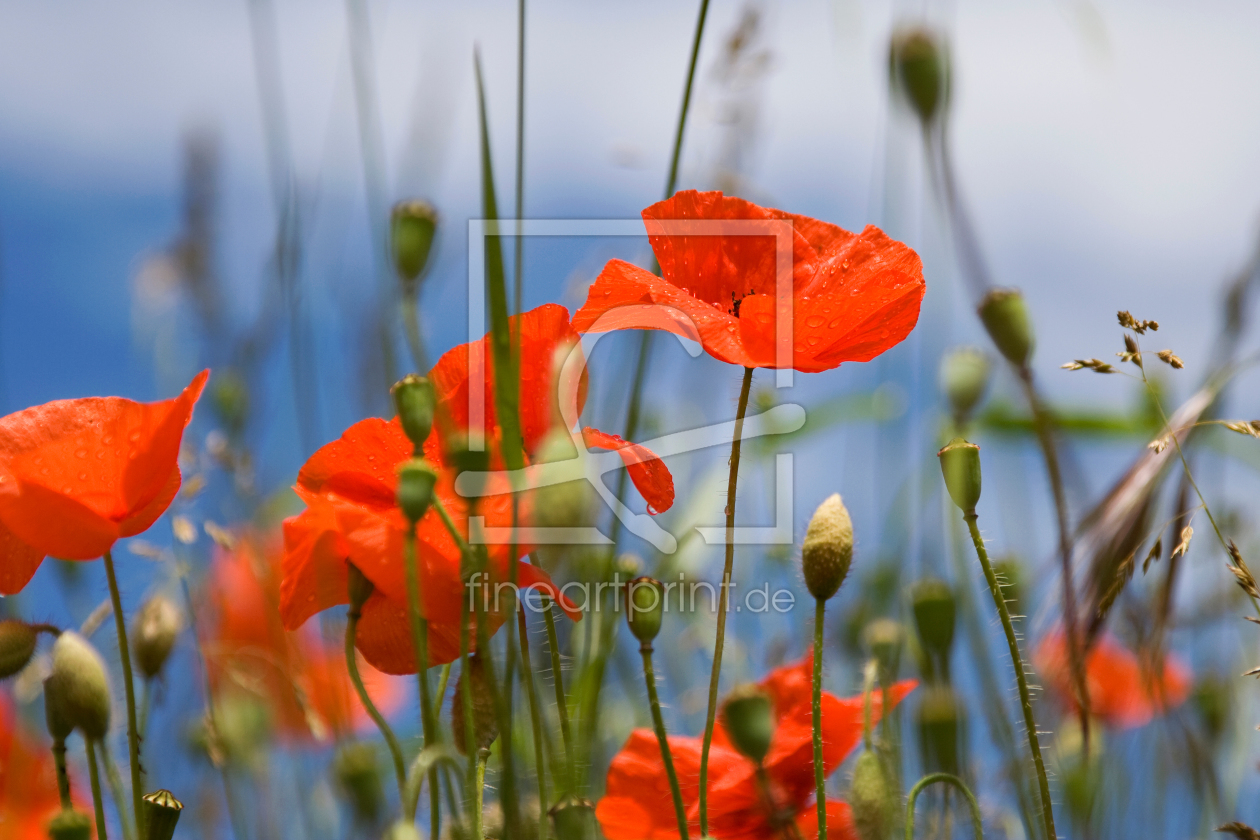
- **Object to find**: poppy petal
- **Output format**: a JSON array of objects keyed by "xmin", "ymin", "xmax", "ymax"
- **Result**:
[
  {"xmin": 117, "ymin": 465, "xmax": 181, "ymax": 538},
  {"xmin": 279, "ymin": 499, "xmax": 353, "ymax": 630},
  {"xmin": 354, "ymin": 590, "xmax": 495, "ymax": 674},
  {"xmin": 0, "ymin": 477, "xmax": 119, "ymax": 560},
  {"xmin": 581, "ymin": 427, "xmax": 675, "ymax": 514},
  {"xmin": 0, "ymin": 519, "xmax": 45, "ymax": 595},
  {"xmin": 297, "ymin": 417, "xmax": 412, "ymax": 511}
]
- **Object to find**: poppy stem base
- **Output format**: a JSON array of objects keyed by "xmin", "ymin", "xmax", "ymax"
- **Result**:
[
  {"xmin": 102, "ymin": 549, "xmax": 144, "ymax": 839},
  {"xmin": 641, "ymin": 642, "xmax": 689, "ymax": 839},
  {"xmin": 345, "ymin": 609, "xmax": 408, "ymax": 805}
]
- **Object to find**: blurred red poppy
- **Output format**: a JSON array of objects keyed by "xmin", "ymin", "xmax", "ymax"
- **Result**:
[
  {"xmin": 572, "ymin": 191, "xmax": 924, "ymax": 373},
  {"xmin": 0, "ymin": 691, "xmax": 74, "ymax": 839},
  {"xmin": 281, "ymin": 304, "xmax": 672, "ymax": 674},
  {"xmin": 597, "ymin": 654, "xmax": 917, "ymax": 840},
  {"xmin": 1033, "ymin": 630, "xmax": 1191, "ymax": 729},
  {"xmin": 0, "ymin": 370, "xmax": 209, "ymax": 594}
]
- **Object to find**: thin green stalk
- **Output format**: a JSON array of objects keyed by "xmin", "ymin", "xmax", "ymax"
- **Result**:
[
  {"xmin": 100, "ymin": 740, "xmax": 136, "ymax": 840},
  {"xmin": 698, "ymin": 365, "xmax": 754, "ymax": 835},
  {"xmin": 641, "ymin": 641, "xmax": 689, "ymax": 839},
  {"xmin": 513, "ymin": 0, "xmax": 526, "ymax": 317},
  {"xmin": 905, "ymin": 773, "xmax": 983, "ymax": 840},
  {"xmin": 345, "ymin": 609, "xmax": 407, "ymax": 800},
  {"xmin": 401, "ymin": 295, "xmax": 429, "ymax": 374},
  {"xmin": 102, "ymin": 550, "xmax": 143, "ymax": 837},
  {"xmin": 963, "ymin": 513, "xmax": 1056, "ymax": 840},
  {"xmin": 437, "ymin": 663, "xmax": 453, "ymax": 709},
  {"xmin": 52, "ymin": 737, "xmax": 72, "ymax": 808},
  {"xmin": 473, "ymin": 749, "xmax": 490, "ymax": 839},
  {"xmin": 665, "ymin": 0, "xmax": 710, "ymax": 198},
  {"xmin": 460, "ymin": 582, "xmax": 477, "ymax": 820},
  {"xmin": 812, "ymin": 599, "xmax": 826, "ymax": 840},
  {"xmin": 85, "ymin": 739, "xmax": 109, "ymax": 840},
  {"xmin": 403, "ymin": 525, "xmax": 441, "ymax": 835},
  {"xmin": 519, "ymin": 609, "xmax": 551, "ymax": 839},
  {"xmin": 543, "ymin": 594, "xmax": 575, "ymax": 793}
]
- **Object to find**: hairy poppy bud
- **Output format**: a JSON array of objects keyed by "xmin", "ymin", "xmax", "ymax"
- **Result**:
[
  {"xmin": 802, "ymin": 493, "xmax": 854, "ymax": 601},
  {"xmin": 333, "ymin": 742, "xmax": 383, "ymax": 824},
  {"xmin": 383, "ymin": 821, "xmax": 422, "ymax": 840},
  {"xmin": 549, "ymin": 796, "xmax": 598, "ymax": 840},
  {"xmin": 721, "ymin": 685, "xmax": 774, "ymax": 765},
  {"xmin": 346, "ymin": 562, "xmax": 375, "ymax": 614},
  {"xmin": 916, "ymin": 684, "xmax": 964, "ymax": 776},
  {"xmin": 396, "ymin": 459, "xmax": 439, "ymax": 524},
  {"xmin": 626, "ymin": 577, "xmax": 664, "ymax": 645},
  {"xmin": 938, "ymin": 438, "xmax": 982, "ymax": 513},
  {"xmin": 977, "ymin": 288, "xmax": 1035, "ymax": 367},
  {"xmin": 863, "ymin": 618, "xmax": 904, "ymax": 683},
  {"xmin": 132, "ymin": 595, "xmax": 182, "ymax": 680},
  {"xmin": 390, "ymin": 200, "xmax": 438, "ymax": 287},
  {"xmin": 45, "ymin": 631, "xmax": 111, "ymax": 741},
  {"xmin": 0, "ymin": 619, "xmax": 38, "ymax": 679},
  {"xmin": 889, "ymin": 28, "xmax": 949, "ymax": 126},
  {"xmin": 46, "ymin": 809, "xmax": 93, "ymax": 840},
  {"xmin": 391, "ymin": 374, "xmax": 436, "ymax": 454},
  {"xmin": 452, "ymin": 654, "xmax": 498, "ymax": 755},
  {"xmin": 939, "ymin": 346, "xmax": 991, "ymax": 424},
  {"xmin": 141, "ymin": 789, "xmax": 184, "ymax": 840},
  {"xmin": 849, "ymin": 750, "xmax": 894, "ymax": 840},
  {"xmin": 911, "ymin": 578, "xmax": 956, "ymax": 670}
]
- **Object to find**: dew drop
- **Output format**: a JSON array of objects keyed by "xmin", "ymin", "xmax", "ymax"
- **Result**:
[
  {"xmin": 78, "ymin": 472, "xmax": 88, "ymax": 481},
  {"xmin": 75, "ymin": 448, "xmax": 87, "ymax": 459},
  {"xmin": 128, "ymin": 430, "xmax": 141, "ymax": 442},
  {"xmin": 805, "ymin": 315, "xmax": 824, "ymax": 328}
]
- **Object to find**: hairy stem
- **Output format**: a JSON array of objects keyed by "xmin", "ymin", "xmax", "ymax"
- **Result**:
[
  {"xmin": 85, "ymin": 739, "xmax": 109, "ymax": 840},
  {"xmin": 641, "ymin": 641, "xmax": 689, "ymax": 838},
  {"xmin": 403, "ymin": 525, "xmax": 441, "ymax": 835},
  {"xmin": 905, "ymin": 773, "xmax": 984, "ymax": 840},
  {"xmin": 102, "ymin": 550, "xmax": 143, "ymax": 836},
  {"xmin": 813, "ymin": 599, "xmax": 826, "ymax": 840},
  {"xmin": 543, "ymin": 594, "xmax": 575, "ymax": 794},
  {"xmin": 100, "ymin": 740, "xmax": 136, "ymax": 840},
  {"xmin": 345, "ymin": 609, "xmax": 407, "ymax": 802},
  {"xmin": 518, "ymin": 609, "xmax": 551, "ymax": 839}
]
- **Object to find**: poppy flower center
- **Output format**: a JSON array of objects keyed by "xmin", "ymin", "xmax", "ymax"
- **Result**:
[{"xmin": 728, "ymin": 290, "xmax": 756, "ymax": 317}]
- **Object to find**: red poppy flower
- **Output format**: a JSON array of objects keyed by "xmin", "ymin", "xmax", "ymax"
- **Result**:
[
  {"xmin": 203, "ymin": 533, "xmax": 403, "ymax": 741},
  {"xmin": 572, "ymin": 191, "xmax": 924, "ymax": 373},
  {"xmin": 0, "ymin": 371, "xmax": 209, "ymax": 594},
  {"xmin": 597, "ymin": 654, "xmax": 917, "ymax": 840},
  {"xmin": 1033, "ymin": 630, "xmax": 1191, "ymax": 729},
  {"xmin": 0, "ymin": 691, "xmax": 76, "ymax": 839},
  {"xmin": 281, "ymin": 304, "xmax": 673, "ymax": 674}
]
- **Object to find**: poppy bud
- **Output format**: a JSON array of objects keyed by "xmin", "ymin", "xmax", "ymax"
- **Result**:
[
  {"xmin": 396, "ymin": 459, "xmax": 439, "ymax": 524},
  {"xmin": 549, "ymin": 796, "xmax": 598, "ymax": 840},
  {"xmin": 390, "ymin": 200, "xmax": 438, "ymax": 287},
  {"xmin": 1193, "ymin": 674, "xmax": 1231, "ymax": 743},
  {"xmin": 939, "ymin": 346, "xmax": 991, "ymax": 424},
  {"xmin": 889, "ymin": 28, "xmax": 949, "ymax": 126},
  {"xmin": 46, "ymin": 809, "xmax": 93, "ymax": 840},
  {"xmin": 141, "ymin": 789, "xmax": 184, "ymax": 840},
  {"xmin": 0, "ymin": 619, "xmax": 38, "ymax": 679},
  {"xmin": 720, "ymin": 685, "xmax": 774, "ymax": 765},
  {"xmin": 938, "ymin": 438, "xmax": 982, "ymax": 513},
  {"xmin": 132, "ymin": 595, "xmax": 182, "ymax": 680},
  {"xmin": 614, "ymin": 553, "xmax": 643, "ymax": 579},
  {"xmin": 802, "ymin": 493, "xmax": 854, "ymax": 601},
  {"xmin": 391, "ymin": 374, "xmax": 436, "ymax": 454},
  {"xmin": 848, "ymin": 749, "xmax": 894, "ymax": 840},
  {"xmin": 977, "ymin": 288, "xmax": 1035, "ymax": 368},
  {"xmin": 346, "ymin": 562, "xmax": 375, "ymax": 614},
  {"xmin": 45, "ymin": 631, "xmax": 111, "ymax": 741},
  {"xmin": 383, "ymin": 821, "xmax": 422, "ymax": 840},
  {"xmin": 44, "ymin": 679, "xmax": 73, "ymax": 742},
  {"xmin": 863, "ymin": 618, "xmax": 904, "ymax": 684},
  {"xmin": 916, "ymin": 684, "xmax": 964, "ymax": 776},
  {"xmin": 530, "ymin": 429, "xmax": 596, "ymax": 534},
  {"xmin": 911, "ymin": 578, "xmax": 956, "ymax": 669},
  {"xmin": 333, "ymin": 742, "xmax": 383, "ymax": 824},
  {"xmin": 452, "ymin": 654, "xmax": 498, "ymax": 755},
  {"xmin": 625, "ymin": 577, "xmax": 664, "ymax": 645}
]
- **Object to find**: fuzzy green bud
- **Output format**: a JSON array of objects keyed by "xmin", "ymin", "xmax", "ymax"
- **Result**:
[
  {"xmin": 863, "ymin": 618, "xmax": 904, "ymax": 683},
  {"xmin": 802, "ymin": 493, "xmax": 854, "ymax": 601},
  {"xmin": 889, "ymin": 28, "xmax": 949, "ymax": 126},
  {"xmin": 720, "ymin": 685, "xmax": 774, "ymax": 765},
  {"xmin": 132, "ymin": 595, "xmax": 182, "ymax": 680},
  {"xmin": 626, "ymin": 577, "xmax": 665, "ymax": 645},
  {"xmin": 333, "ymin": 742, "xmax": 383, "ymax": 824},
  {"xmin": 939, "ymin": 346, "xmax": 991, "ymax": 423},
  {"xmin": 916, "ymin": 684, "xmax": 963, "ymax": 776},
  {"xmin": 977, "ymin": 287, "xmax": 1035, "ymax": 367},
  {"xmin": 849, "ymin": 750, "xmax": 895, "ymax": 840},
  {"xmin": 0, "ymin": 619, "xmax": 38, "ymax": 679},
  {"xmin": 46, "ymin": 809, "xmax": 93, "ymax": 840},
  {"xmin": 549, "ymin": 796, "xmax": 598, "ymax": 840},
  {"xmin": 911, "ymin": 578, "xmax": 956, "ymax": 668},
  {"xmin": 141, "ymin": 789, "xmax": 184, "ymax": 840},
  {"xmin": 396, "ymin": 459, "xmax": 438, "ymax": 524},
  {"xmin": 383, "ymin": 821, "xmax": 422, "ymax": 840},
  {"xmin": 45, "ymin": 631, "xmax": 111, "ymax": 741},
  {"xmin": 390, "ymin": 200, "xmax": 438, "ymax": 287},
  {"xmin": 938, "ymin": 438, "xmax": 982, "ymax": 513},
  {"xmin": 452, "ymin": 654, "xmax": 498, "ymax": 755},
  {"xmin": 391, "ymin": 374, "xmax": 436, "ymax": 454}
]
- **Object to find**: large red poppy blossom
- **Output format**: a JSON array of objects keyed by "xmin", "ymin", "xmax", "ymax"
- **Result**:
[
  {"xmin": 597, "ymin": 654, "xmax": 917, "ymax": 840},
  {"xmin": 1033, "ymin": 630, "xmax": 1191, "ymax": 729},
  {"xmin": 1, "ymin": 691, "xmax": 78, "ymax": 839},
  {"xmin": 0, "ymin": 371, "xmax": 209, "ymax": 594},
  {"xmin": 572, "ymin": 191, "xmax": 925, "ymax": 373},
  {"xmin": 281, "ymin": 304, "xmax": 673, "ymax": 674}
]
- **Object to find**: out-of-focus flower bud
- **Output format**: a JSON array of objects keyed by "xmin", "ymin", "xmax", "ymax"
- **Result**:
[
  {"xmin": 916, "ymin": 684, "xmax": 964, "ymax": 776},
  {"xmin": 46, "ymin": 808, "xmax": 93, "ymax": 840},
  {"xmin": 911, "ymin": 579, "xmax": 956, "ymax": 675},
  {"xmin": 390, "ymin": 200, "xmax": 439, "ymax": 288},
  {"xmin": 0, "ymin": 619, "xmax": 38, "ymax": 679},
  {"xmin": 864, "ymin": 618, "xmax": 904, "ymax": 684},
  {"xmin": 939, "ymin": 346, "xmax": 991, "ymax": 424},
  {"xmin": 721, "ymin": 686, "xmax": 774, "ymax": 765},
  {"xmin": 549, "ymin": 796, "xmax": 598, "ymax": 840},
  {"xmin": 396, "ymin": 459, "xmax": 439, "ymax": 524},
  {"xmin": 192, "ymin": 693, "xmax": 273, "ymax": 770},
  {"xmin": 391, "ymin": 374, "xmax": 436, "ymax": 454},
  {"xmin": 977, "ymin": 288, "xmax": 1035, "ymax": 368},
  {"xmin": 45, "ymin": 631, "xmax": 111, "ymax": 741},
  {"xmin": 44, "ymin": 679, "xmax": 73, "ymax": 742},
  {"xmin": 452, "ymin": 654, "xmax": 498, "ymax": 755},
  {"xmin": 133, "ymin": 596, "xmax": 182, "ymax": 680},
  {"xmin": 210, "ymin": 368, "xmax": 250, "ymax": 436},
  {"xmin": 1193, "ymin": 674, "xmax": 1231, "ymax": 743},
  {"xmin": 802, "ymin": 494, "xmax": 854, "ymax": 601},
  {"xmin": 938, "ymin": 438, "xmax": 982, "ymax": 513},
  {"xmin": 346, "ymin": 562, "xmax": 375, "ymax": 614},
  {"xmin": 530, "ymin": 429, "xmax": 596, "ymax": 531},
  {"xmin": 141, "ymin": 789, "xmax": 184, "ymax": 840},
  {"xmin": 626, "ymin": 577, "xmax": 664, "ymax": 645},
  {"xmin": 614, "ymin": 553, "xmax": 642, "ymax": 579},
  {"xmin": 333, "ymin": 742, "xmax": 383, "ymax": 825},
  {"xmin": 889, "ymin": 28, "xmax": 949, "ymax": 126},
  {"xmin": 849, "ymin": 749, "xmax": 894, "ymax": 840},
  {"xmin": 383, "ymin": 821, "xmax": 422, "ymax": 840}
]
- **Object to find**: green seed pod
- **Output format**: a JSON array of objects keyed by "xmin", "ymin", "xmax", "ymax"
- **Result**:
[
  {"xmin": 939, "ymin": 346, "xmax": 991, "ymax": 424},
  {"xmin": 46, "ymin": 808, "xmax": 93, "ymax": 840},
  {"xmin": 132, "ymin": 595, "xmax": 182, "ymax": 680},
  {"xmin": 848, "ymin": 750, "xmax": 895, "ymax": 840},
  {"xmin": 332, "ymin": 742, "xmax": 383, "ymax": 825},
  {"xmin": 911, "ymin": 578, "xmax": 956, "ymax": 671},
  {"xmin": 977, "ymin": 288, "xmax": 1035, "ymax": 368},
  {"xmin": 452, "ymin": 654, "xmax": 498, "ymax": 755},
  {"xmin": 720, "ymin": 685, "xmax": 774, "ymax": 765},
  {"xmin": 45, "ymin": 631, "xmax": 111, "ymax": 741},
  {"xmin": 889, "ymin": 28, "xmax": 949, "ymax": 127},
  {"xmin": 346, "ymin": 562, "xmax": 375, "ymax": 614},
  {"xmin": 382, "ymin": 821, "xmax": 422, "ymax": 840},
  {"xmin": 938, "ymin": 438, "xmax": 982, "ymax": 513},
  {"xmin": 391, "ymin": 374, "xmax": 437, "ymax": 454},
  {"xmin": 863, "ymin": 618, "xmax": 904, "ymax": 684},
  {"xmin": 549, "ymin": 796, "xmax": 598, "ymax": 840},
  {"xmin": 802, "ymin": 493, "xmax": 854, "ymax": 601},
  {"xmin": 0, "ymin": 619, "xmax": 38, "ymax": 679},
  {"xmin": 390, "ymin": 200, "xmax": 439, "ymax": 287},
  {"xmin": 44, "ymin": 678, "xmax": 73, "ymax": 742},
  {"xmin": 916, "ymin": 684, "xmax": 963, "ymax": 777},
  {"xmin": 396, "ymin": 459, "xmax": 439, "ymax": 524},
  {"xmin": 141, "ymin": 789, "xmax": 184, "ymax": 840},
  {"xmin": 626, "ymin": 577, "xmax": 665, "ymax": 645},
  {"xmin": 614, "ymin": 553, "xmax": 643, "ymax": 579}
]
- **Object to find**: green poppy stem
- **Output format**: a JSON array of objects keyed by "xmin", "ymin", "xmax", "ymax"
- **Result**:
[
  {"xmin": 698, "ymin": 365, "xmax": 754, "ymax": 835},
  {"xmin": 542, "ymin": 593, "xmax": 575, "ymax": 795},
  {"xmin": 85, "ymin": 738, "xmax": 109, "ymax": 840},
  {"xmin": 518, "ymin": 608, "xmax": 551, "ymax": 838},
  {"xmin": 473, "ymin": 748, "xmax": 490, "ymax": 840},
  {"xmin": 905, "ymin": 773, "xmax": 983, "ymax": 840},
  {"xmin": 459, "ymin": 583, "xmax": 477, "ymax": 820},
  {"xmin": 640, "ymin": 640, "xmax": 688, "ymax": 839},
  {"xmin": 52, "ymin": 737, "xmax": 72, "ymax": 809},
  {"xmin": 812, "ymin": 598, "xmax": 826, "ymax": 840},
  {"xmin": 403, "ymin": 524, "xmax": 441, "ymax": 835},
  {"xmin": 345, "ymin": 607, "xmax": 407, "ymax": 801},
  {"xmin": 100, "ymin": 739, "xmax": 136, "ymax": 840},
  {"xmin": 102, "ymin": 549, "xmax": 143, "ymax": 838}
]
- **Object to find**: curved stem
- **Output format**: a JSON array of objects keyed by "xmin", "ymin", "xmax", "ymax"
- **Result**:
[
  {"xmin": 85, "ymin": 738, "xmax": 109, "ymax": 840},
  {"xmin": 699, "ymin": 365, "xmax": 754, "ymax": 835},
  {"xmin": 543, "ymin": 594, "xmax": 575, "ymax": 794},
  {"xmin": 102, "ymin": 550, "xmax": 143, "ymax": 837},
  {"xmin": 403, "ymin": 524, "xmax": 441, "ymax": 835},
  {"xmin": 964, "ymin": 513, "xmax": 1056, "ymax": 840},
  {"xmin": 812, "ymin": 599, "xmax": 826, "ymax": 840},
  {"xmin": 905, "ymin": 773, "xmax": 983, "ymax": 840},
  {"xmin": 518, "ymin": 609, "xmax": 551, "ymax": 838},
  {"xmin": 52, "ymin": 737, "xmax": 72, "ymax": 808},
  {"xmin": 345, "ymin": 609, "xmax": 407, "ymax": 802},
  {"xmin": 641, "ymin": 642, "xmax": 689, "ymax": 839},
  {"xmin": 100, "ymin": 740, "xmax": 136, "ymax": 840}
]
